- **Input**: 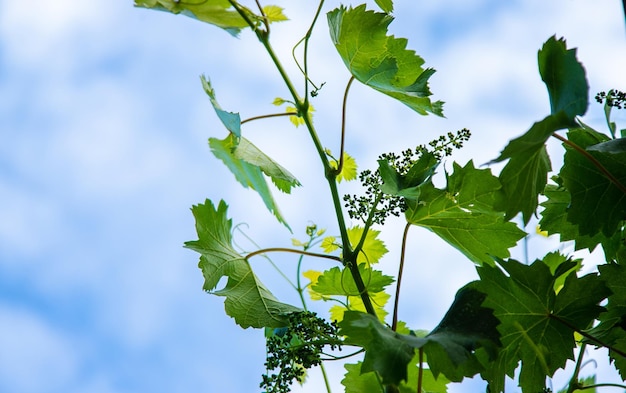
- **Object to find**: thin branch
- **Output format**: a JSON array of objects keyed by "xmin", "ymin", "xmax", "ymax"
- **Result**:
[
  {"xmin": 392, "ymin": 222, "xmax": 411, "ymax": 331},
  {"xmin": 417, "ymin": 348, "xmax": 424, "ymax": 393},
  {"xmin": 552, "ymin": 132, "xmax": 626, "ymax": 195},
  {"xmin": 246, "ymin": 247, "xmax": 342, "ymax": 263},
  {"xmin": 253, "ymin": 0, "xmax": 270, "ymax": 34},
  {"xmin": 241, "ymin": 112, "xmax": 293, "ymax": 124},
  {"xmin": 337, "ymin": 76, "xmax": 356, "ymax": 175}
]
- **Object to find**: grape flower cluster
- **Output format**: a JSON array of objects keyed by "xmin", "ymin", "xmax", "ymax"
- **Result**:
[
  {"xmin": 261, "ymin": 311, "xmax": 342, "ymax": 393},
  {"xmin": 595, "ymin": 89, "xmax": 625, "ymax": 109},
  {"xmin": 343, "ymin": 128, "xmax": 471, "ymax": 225}
]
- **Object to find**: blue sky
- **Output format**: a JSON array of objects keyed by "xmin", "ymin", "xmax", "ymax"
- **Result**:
[{"xmin": 0, "ymin": 1, "xmax": 625, "ymax": 392}]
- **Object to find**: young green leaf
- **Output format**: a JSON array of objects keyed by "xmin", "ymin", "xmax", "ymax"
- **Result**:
[
  {"xmin": 347, "ymin": 226, "xmax": 389, "ymax": 264},
  {"xmin": 560, "ymin": 126, "xmax": 626, "ymax": 237},
  {"xmin": 476, "ymin": 258, "xmax": 610, "ymax": 393},
  {"xmin": 184, "ymin": 199, "xmax": 301, "ymax": 328},
  {"xmin": 262, "ymin": 5, "xmax": 288, "ymax": 23},
  {"xmin": 329, "ymin": 152, "xmax": 358, "ymax": 183},
  {"xmin": 405, "ymin": 161, "xmax": 525, "ymax": 265},
  {"xmin": 311, "ymin": 264, "xmax": 394, "ymax": 297},
  {"xmin": 327, "ymin": 5, "xmax": 443, "ymax": 116},
  {"xmin": 209, "ymin": 135, "xmax": 292, "ymax": 229},
  {"xmin": 538, "ymin": 36, "xmax": 589, "ymax": 119},
  {"xmin": 342, "ymin": 362, "xmax": 383, "ymax": 393},
  {"xmin": 134, "ymin": 0, "xmax": 258, "ymax": 37}
]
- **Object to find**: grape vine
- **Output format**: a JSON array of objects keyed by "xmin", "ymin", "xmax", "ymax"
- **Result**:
[{"xmin": 136, "ymin": 1, "xmax": 626, "ymax": 392}]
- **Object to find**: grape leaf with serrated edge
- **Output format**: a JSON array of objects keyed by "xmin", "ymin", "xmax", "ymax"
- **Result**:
[
  {"xmin": 374, "ymin": 0, "xmax": 393, "ymax": 13},
  {"xmin": 492, "ymin": 35, "xmax": 588, "ymax": 223},
  {"xmin": 588, "ymin": 264, "xmax": 626, "ymax": 379},
  {"xmin": 184, "ymin": 200, "xmax": 300, "ymax": 328},
  {"xmin": 311, "ymin": 264, "xmax": 394, "ymax": 296},
  {"xmin": 379, "ymin": 152, "xmax": 439, "ymax": 200},
  {"xmin": 560, "ymin": 126, "xmax": 626, "ymax": 237},
  {"xmin": 405, "ymin": 161, "xmax": 525, "ymax": 265},
  {"xmin": 475, "ymin": 258, "xmax": 610, "ymax": 393},
  {"xmin": 538, "ymin": 36, "xmax": 588, "ymax": 119},
  {"xmin": 134, "ymin": 0, "xmax": 261, "ymax": 37},
  {"xmin": 209, "ymin": 135, "xmax": 292, "ymax": 229},
  {"xmin": 327, "ymin": 5, "xmax": 443, "ymax": 116},
  {"xmin": 539, "ymin": 182, "xmax": 622, "ymax": 258},
  {"xmin": 347, "ymin": 226, "xmax": 388, "ymax": 264}
]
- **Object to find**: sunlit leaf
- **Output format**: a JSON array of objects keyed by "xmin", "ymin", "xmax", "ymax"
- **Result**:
[
  {"xmin": 328, "ymin": 5, "xmax": 443, "ymax": 116},
  {"xmin": 406, "ymin": 161, "xmax": 525, "ymax": 265},
  {"xmin": 262, "ymin": 5, "xmax": 288, "ymax": 23},
  {"xmin": 184, "ymin": 199, "xmax": 300, "ymax": 328},
  {"xmin": 134, "ymin": 0, "xmax": 258, "ymax": 37},
  {"xmin": 347, "ymin": 226, "xmax": 389, "ymax": 264}
]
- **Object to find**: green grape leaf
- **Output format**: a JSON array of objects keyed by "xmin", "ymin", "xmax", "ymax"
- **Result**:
[
  {"xmin": 374, "ymin": 0, "xmax": 393, "ymax": 13},
  {"xmin": 347, "ymin": 226, "xmax": 389, "ymax": 264},
  {"xmin": 587, "ymin": 138, "xmax": 626, "ymax": 154},
  {"xmin": 339, "ymin": 311, "xmax": 423, "ymax": 386},
  {"xmin": 399, "ymin": 352, "xmax": 450, "ymax": 393},
  {"xmin": 559, "ymin": 126, "xmax": 626, "ymax": 236},
  {"xmin": 405, "ymin": 161, "xmax": 526, "ymax": 265},
  {"xmin": 423, "ymin": 285, "xmax": 500, "ymax": 381},
  {"xmin": 262, "ymin": 5, "xmax": 288, "ymax": 23},
  {"xmin": 330, "ymin": 291, "xmax": 391, "ymax": 323},
  {"xmin": 209, "ymin": 135, "xmax": 291, "ymax": 229},
  {"xmin": 492, "ymin": 113, "xmax": 573, "ymax": 223},
  {"xmin": 342, "ymin": 362, "xmax": 383, "ymax": 393},
  {"xmin": 589, "ymin": 264, "xmax": 626, "ymax": 379},
  {"xmin": 134, "ymin": 0, "xmax": 259, "ymax": 37},
  {"xmin": 200, "ymin": 76, "xmax": 241, "ymax": 137},
  {"xmin": 311, "ymin": 264, "xmax": 394, "ymax": 296},
  {"xmin": 539, "ymin": 182, "xmax": 621, "ymax": 258},
  {"xmin": 476, "ymin": 258, "xmax": 610, "ymax": 393},
  {"xmin": 379, "ymin": 152, "xmax": 439, "ymax": 199},
  {"xmin": 330, "ymin": 152, "xmax": 358, "ymax": 183},
  {"xmin": 538, "ymin": 36, "xmax": 588, "ymax": 119},
  {"xmin": 327, "ymin": 5, "xmax": 443, "ymax": 116},
  {"xmin": 184, "ymin": 199, "xmax": 300, "ymax": 328},
  {"xmin": 232, "ymin": 137, "xmax": 301, "ymax": 193},
  {"xmin": 340, "ymin": 291, "xmax": 499, "ymax": 388},
  {"xmin": 320, "ymin": 236, "xmax": 340, "ymax": 253}
]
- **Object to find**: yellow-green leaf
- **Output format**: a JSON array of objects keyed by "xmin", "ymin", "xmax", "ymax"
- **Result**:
[{"xmin": 348, "ymin": 226, "xmax": 388, "ymax": 264}]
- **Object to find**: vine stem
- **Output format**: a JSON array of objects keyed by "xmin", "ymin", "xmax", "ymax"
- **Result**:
[
  {"xmin": 246, "ymin": 247, "xmax": 342, "ymax": 263},
  {"xmin": 551, "ymin": 132, "xmax": 626, "ymax": 194},
  {"xmin": 336, "ymin": 76, "xmax": 356, "ymax": 175},
  {"xmin": 229, "ymin": 0, "xmax": 377, "ymax": 317},
  {"xmin": 417, "ymin": 348, "xmax": 424, "ymax": 393},
  {"xmin": 392, "ymin": 222, "xmax": 411, "ymax": 331},
  {"xmin": 241, "ymin": 112, "xmax": 293, "ymax": 124},
  {"xmin": 566, "ymin": 343, "xmax": 586, "ymax": 393}
]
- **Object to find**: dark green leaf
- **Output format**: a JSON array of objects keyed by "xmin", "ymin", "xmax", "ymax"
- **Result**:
[
  {"xmin": 559, "ymin": 127, "xmax": 626, "ymax": 236},
  {"xmin": 539, "ymin": 182, "xmax": 622, "ymax": 259},
  {"xmin": 339, "ymin": 311, "xmax": 422, "ymax": 386},
  {"xmin": 423, "ymin": 285, "xmax": 501, "ymax": 381},
  {"xmin": 405, "ymin": 161, "xmax": 525, "ymax": 265},
  {"xmin": 538, "ymin": 36, "xmax": 588, "ymax": 119},
  {"xmin": 209, "ymin": 135, "xmax": 292, "ymax": 229},
  {"xmin": 476, "ymin": 258, "xmax": 609, "ymax": 392},
  {"xmin": 587, "ymin": 138, "xmax": 626, "ymax": 154},
  {"xmin": 492, "ymin": 113, "xmax": 574, "ymax": 223},
  {"xmin": 134, "ymin": 0, "xmax": 258, "ymax": 37},
  {"xmin": 379, "ymin": 152, "xmax": 439, "ymax": 199},
  {"xmin": 184, "ymin": 200, "xmax": 300, "ymax": 328},
  {"xmin": 327, "ymin": 5, "xmax": 443, "ymax": 116}
]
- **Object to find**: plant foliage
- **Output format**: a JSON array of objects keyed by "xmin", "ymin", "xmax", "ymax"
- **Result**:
[{"xmin": 136, "ymin": 1, "xmax": 626, "ymax": 392}]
